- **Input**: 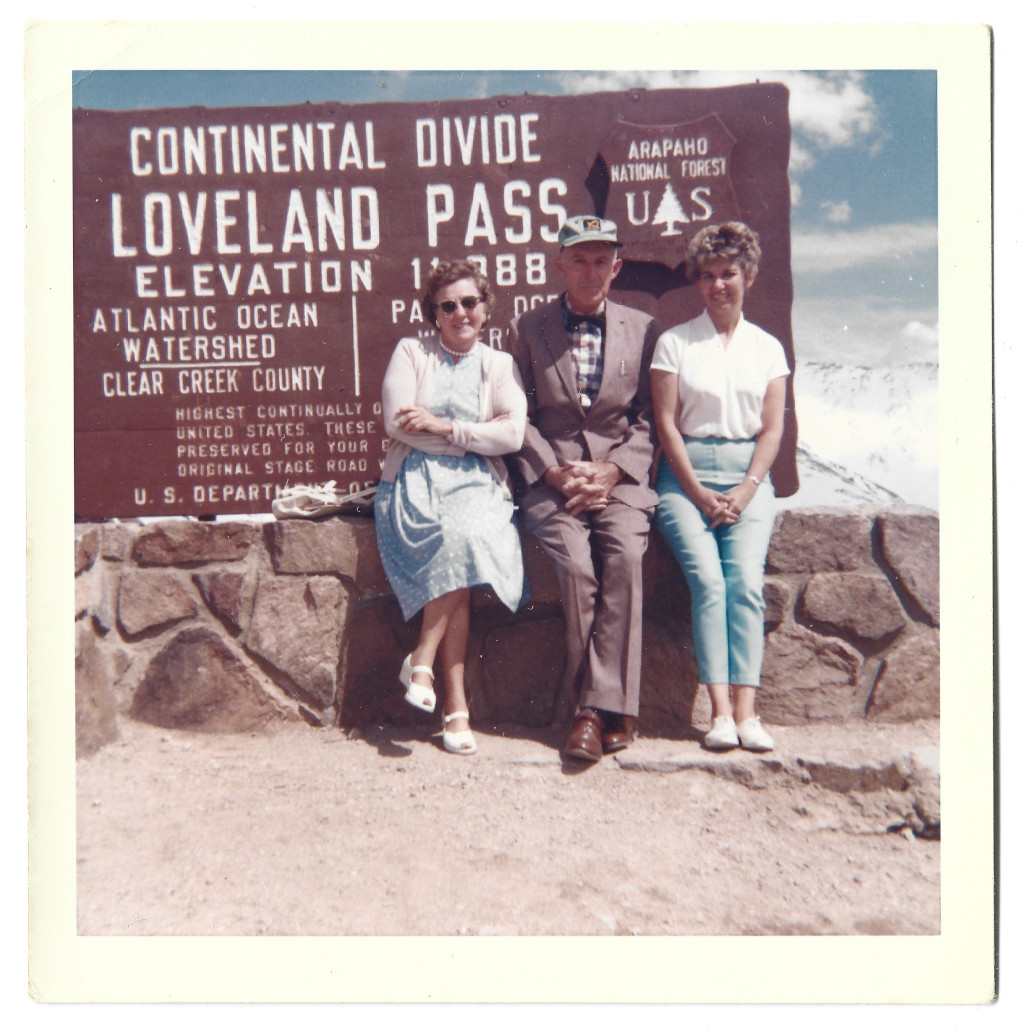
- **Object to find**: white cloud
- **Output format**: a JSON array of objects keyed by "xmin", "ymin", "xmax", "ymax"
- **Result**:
[
  {"xmin": 555, "ymin": 70, "xmax": 678, "ymax": 95},
  {"xmin": 782, "ymin": 71, "xmax": 876, "ymax": 147},
  {"xmin": 821, "ymin": 200, "xmax": 852, "ymax": 224},
  {"xmin": 792, "ymin": 222, "xmax": 938, "ymax": 275},
  {"xmin": 788, "ymin": 140, "xmax": 817, "ymax": 175},
  {"xmin": 901, "ymin": 320, "xmax": 939, "ymax": 348},
  {"xmin": 788, "ymin": 142, "xmax": 813, "ymax": 207},
  {"xmin": 792, "ymin": 292, "xmax": 939, "ymax": 367}
]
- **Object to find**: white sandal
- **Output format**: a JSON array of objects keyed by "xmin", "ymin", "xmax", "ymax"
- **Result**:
[
  {"xmin": 400, "ymin": 655, "xmax": 436, "ymax": 713},
  {"xmin": 442, "ymin": 711, "xmax": 477, "ymax": 756}
]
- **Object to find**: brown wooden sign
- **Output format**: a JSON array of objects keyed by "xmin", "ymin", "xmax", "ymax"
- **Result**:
[{"xmin": 73, "ymin": 83, "xmax": 796, "ymax": 518}]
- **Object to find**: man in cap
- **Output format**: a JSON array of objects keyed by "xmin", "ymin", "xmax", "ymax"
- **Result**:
[{"xmin": 506, "ymin": 215, "xmax": 659, "ymax": 761}]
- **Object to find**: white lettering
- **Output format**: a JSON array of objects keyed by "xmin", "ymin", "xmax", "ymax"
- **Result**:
[{"xmin": 426, "ymin": 184, "xmax": 455, "ymax": 246}]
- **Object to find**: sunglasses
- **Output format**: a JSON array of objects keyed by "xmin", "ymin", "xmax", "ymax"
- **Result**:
[{"xmin": 438, "ymin": 295, "xmax": 482, "ymax": 315}]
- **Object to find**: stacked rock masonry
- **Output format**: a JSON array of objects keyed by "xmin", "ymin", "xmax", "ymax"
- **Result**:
[{"xmin": 74, "ymin": 506, "xmax": 939, "ymax": 758}]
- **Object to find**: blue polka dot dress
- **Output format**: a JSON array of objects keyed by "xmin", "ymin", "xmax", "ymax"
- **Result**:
[{"xmin": 374, "ymin": 347, "xmax": 529, "ymax": 621}]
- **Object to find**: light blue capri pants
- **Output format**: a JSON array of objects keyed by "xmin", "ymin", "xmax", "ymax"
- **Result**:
[{"xmin": 655, "ymin": 437, "xmax": 776, "ymax": 687}]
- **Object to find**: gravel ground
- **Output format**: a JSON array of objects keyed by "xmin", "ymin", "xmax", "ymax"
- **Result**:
[{"xmin": 76, "ymin": 717, "xmax": 940, "ymax": 937}]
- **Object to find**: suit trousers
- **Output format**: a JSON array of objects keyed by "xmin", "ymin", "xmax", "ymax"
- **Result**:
[
  {"xmin": 654, "ymin": 440, "xmax": 775, "ymax": 686},
  {"xmin": 521, "ymin": 485, "xmax": 651, "ymax": 717}
]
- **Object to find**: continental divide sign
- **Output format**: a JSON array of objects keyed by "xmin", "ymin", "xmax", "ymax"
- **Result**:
[{"xmin": 73, "ymin": 83, "xmax": 797, "ymax": 518}]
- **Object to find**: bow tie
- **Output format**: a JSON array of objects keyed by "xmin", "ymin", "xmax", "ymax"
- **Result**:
[{"xmin": 565, "ymin": 311, "xmax": 605, "ymax": 333}]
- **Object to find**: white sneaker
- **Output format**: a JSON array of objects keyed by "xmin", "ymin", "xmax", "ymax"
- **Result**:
[
  {"xmin": 737, "ymin": 716, "xmax": 774, "ymax": 752},
  {"xmin": 704, "ymin": 716, "xmax": 739, "ymax": 751}
]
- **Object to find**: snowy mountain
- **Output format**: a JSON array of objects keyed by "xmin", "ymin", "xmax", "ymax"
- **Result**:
[
  {"xmin": 781, "ymin": 361, "xmax": 939, "ymax": 511},
  {"xmin": 780, "ymin": 443, "xmax": 904, "ymax": 510}
]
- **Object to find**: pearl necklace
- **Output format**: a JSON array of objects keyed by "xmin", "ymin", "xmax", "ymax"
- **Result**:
[{"xmin": 438, "ymin": 338, "xmax": 477, "ymax": 361}]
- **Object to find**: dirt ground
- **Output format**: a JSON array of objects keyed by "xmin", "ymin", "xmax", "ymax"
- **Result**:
[{"xmin": 76, "ymin": 717, "xmax": 940, "ymax": 937}]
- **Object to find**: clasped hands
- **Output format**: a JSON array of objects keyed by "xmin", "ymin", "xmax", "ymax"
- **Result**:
[
  {"xmin": 545, "ymin": 460, "xmax": 623, "ymax": 515},
  {"xmin": 697, "ymin": 480, "xmax": 757, "ymax": 528}
]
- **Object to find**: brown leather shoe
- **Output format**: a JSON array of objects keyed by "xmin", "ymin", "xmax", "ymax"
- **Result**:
[
  {"xmin": 602, "ymin": 714, "xmax": 637, "ymax": 754},
  {"xmin": 564, "ymin": 708, "xmax": 605, "ymax": 762}
]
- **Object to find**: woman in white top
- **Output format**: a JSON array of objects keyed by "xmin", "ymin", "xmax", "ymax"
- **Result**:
[{"xmin": 650, "ymin": 223, "xmax": 790, "ymax": 752}]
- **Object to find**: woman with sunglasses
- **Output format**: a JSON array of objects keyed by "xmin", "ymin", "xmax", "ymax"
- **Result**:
[{"xmin": 375, "ymin": 259, "xmax": 529, "ymax": 755}]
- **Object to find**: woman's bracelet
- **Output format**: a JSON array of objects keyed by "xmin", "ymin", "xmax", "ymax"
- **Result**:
[{"xmin": 745, "ymin": 473, "xmax": 760, "ymax": 485}]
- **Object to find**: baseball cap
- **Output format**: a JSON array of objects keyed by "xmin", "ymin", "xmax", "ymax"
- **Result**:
[{"xmin": 557, "ymin": 215, "xmax": 621, "ymax": 250}]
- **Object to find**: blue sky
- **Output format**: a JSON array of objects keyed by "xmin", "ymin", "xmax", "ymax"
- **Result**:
[{"xmin": 73, "ymin": 68, "xmax": 938, "ymax": 370}]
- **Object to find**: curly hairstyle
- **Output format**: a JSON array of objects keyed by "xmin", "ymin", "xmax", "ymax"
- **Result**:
[
  {"xmin": 684, "ymin": 222, "xmax": 762, "ymax": 282},
  {"xmin": 422, "ymin": 259, "xmax": 495, "ymax": 326}
]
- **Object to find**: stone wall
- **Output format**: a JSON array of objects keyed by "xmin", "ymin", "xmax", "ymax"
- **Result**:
[{"xmin": 74, "ymin": 506, "xmax": 939, "ymax": 758}]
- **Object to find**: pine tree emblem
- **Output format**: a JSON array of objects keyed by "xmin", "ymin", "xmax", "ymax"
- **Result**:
[{"xmin": 651, "ymin": 183, "xmax": 689, "ymax": 236}]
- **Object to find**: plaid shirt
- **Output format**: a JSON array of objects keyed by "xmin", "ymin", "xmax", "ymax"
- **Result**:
[{"xmin": 561, "ymin": 296, "xmax": 606, "ymax": 409}]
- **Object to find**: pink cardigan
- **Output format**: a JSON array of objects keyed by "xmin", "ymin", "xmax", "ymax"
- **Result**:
[{"xmin": 379, "ymin": 334, "xmax": 527, "ymax": 499}]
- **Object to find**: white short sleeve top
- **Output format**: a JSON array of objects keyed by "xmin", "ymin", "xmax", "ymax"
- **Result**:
[{"xmin": 650, "ymin": 310, "xmax": 790, "ymax": 439}]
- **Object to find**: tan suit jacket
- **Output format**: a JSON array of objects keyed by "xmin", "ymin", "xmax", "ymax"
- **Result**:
[
  {"xmin": 506, "ymin": 298, "xmax": 659, "ymax": 512},
  {"xmin": 506, "ymin": 297, "xmax": 659, "ymax": 718}
]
